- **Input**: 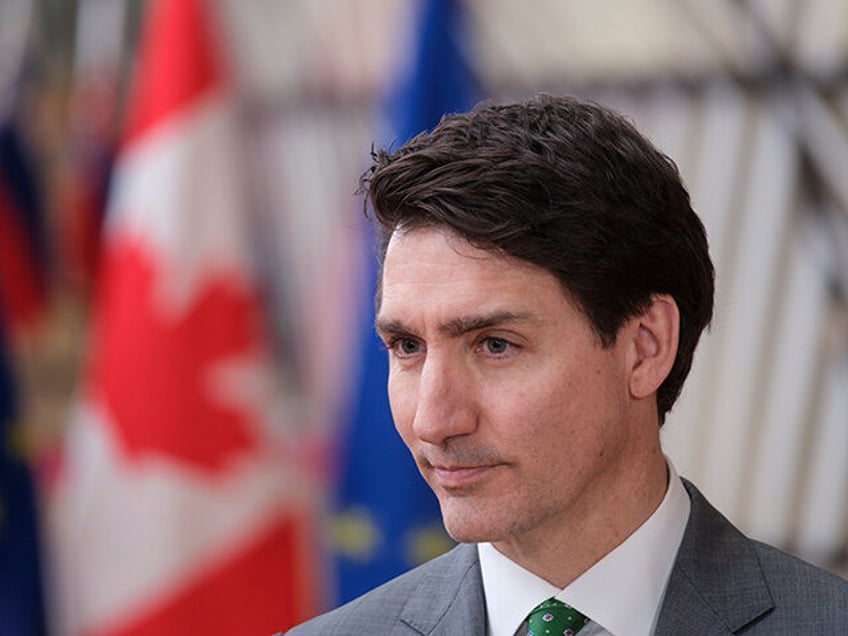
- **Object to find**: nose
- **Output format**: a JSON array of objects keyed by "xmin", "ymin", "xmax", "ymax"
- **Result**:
[{"xmin": 408, "ymin": 354, "xmax": 477, "ymax": 446}]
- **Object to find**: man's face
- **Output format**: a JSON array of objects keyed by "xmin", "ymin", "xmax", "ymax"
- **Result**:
[{"xmin": 376, "ymin": 227, "xmax": 638, "ymax": 553}]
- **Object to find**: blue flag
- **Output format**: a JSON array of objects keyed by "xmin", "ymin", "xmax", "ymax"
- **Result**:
[
  {"xmin": 333, "ymin": 0, "xmax": 480, "ymax": 604},
  {"xmin": 0, "ymin": 318, "xmax": 46, "ymax": 635},
  {"xmin": 0, "ymin": 119, "xmax": 48, "ymax": 334}
]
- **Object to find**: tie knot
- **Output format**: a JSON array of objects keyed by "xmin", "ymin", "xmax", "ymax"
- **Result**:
[{"xmin": 527, "ymin": 598, "xmax": 589, "ymax": 636}]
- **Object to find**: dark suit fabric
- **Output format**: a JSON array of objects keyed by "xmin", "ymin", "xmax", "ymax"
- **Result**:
[{"xmin": 287, "ymin": 480, "xmax": 848, "ymax": 635}]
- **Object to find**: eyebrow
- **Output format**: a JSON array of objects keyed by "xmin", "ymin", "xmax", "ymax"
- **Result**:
[{"xmin": 375, "ymin": 310, "xmax": 537, "ymax": 339}]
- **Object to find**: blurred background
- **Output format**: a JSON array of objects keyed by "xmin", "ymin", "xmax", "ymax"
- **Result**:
[{"xmin": 1, "ymin": 0, "xmax": 846, "ymax": 633}]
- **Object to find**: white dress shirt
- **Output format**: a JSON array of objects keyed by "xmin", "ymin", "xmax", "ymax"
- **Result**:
[{"xmin": 479, "ymin": 459, "xmax": 690, "ymax": 636}]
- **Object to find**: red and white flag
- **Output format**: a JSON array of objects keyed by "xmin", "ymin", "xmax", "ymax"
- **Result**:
[{"xmin": 49, "ymin": 0, "xmax": 322, "ymax": 633}]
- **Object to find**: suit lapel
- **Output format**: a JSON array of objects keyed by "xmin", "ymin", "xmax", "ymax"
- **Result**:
[
  {"xmin": 655, "ymin": 480, "xmax": 774, "ymax": 636},
  {"xmin": 399, "ymin": 543, "xmax": 487, "ymax": 636}
]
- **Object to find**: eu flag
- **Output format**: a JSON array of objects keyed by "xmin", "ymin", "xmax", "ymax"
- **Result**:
[
  {"xmin": 0, "ymin": 319, "xmax": 46, "ymax": 635},
  {"xmin": 333, "ymin": 0, "xmax": 480, "ymax": 605},
  {"xmin": 0, "ymin": 107, "xmax": 48, "ymax": 636}
]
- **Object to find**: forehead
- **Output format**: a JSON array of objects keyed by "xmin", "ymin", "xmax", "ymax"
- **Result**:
[{"xmin": 377, "ymin": 227, "xmax": 572, "ymax": 322}]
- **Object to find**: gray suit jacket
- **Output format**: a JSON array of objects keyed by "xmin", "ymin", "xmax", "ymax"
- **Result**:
[{"xmin": 287, "ymin": 481, "xmax": 848, "ymax": 635}]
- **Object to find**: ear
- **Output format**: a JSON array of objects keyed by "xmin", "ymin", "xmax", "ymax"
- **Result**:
[{"xmin": 627, "ymin": 294, "xmax": 679, "ymax": 400}]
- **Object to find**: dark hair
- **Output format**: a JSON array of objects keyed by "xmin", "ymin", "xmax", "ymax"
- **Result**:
[{"xmin": 362, "ymin": 94, "xmax": 714, "ymax": 423}]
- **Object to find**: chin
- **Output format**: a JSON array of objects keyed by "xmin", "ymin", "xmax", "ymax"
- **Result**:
[
  {"xmin": 442, "ymin": 522, "xmax": 492, "ymax": 544},
  {"xmin": 439, "ymin": 500, "xmax": 510, "ymax": 544}
]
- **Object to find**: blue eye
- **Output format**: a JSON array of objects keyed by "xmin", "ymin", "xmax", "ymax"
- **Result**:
[
  {"xmin": 483, "ymin": 337, "xmax": 510, "ymax": 354},
  {"xmin": 387, "ymin": 337, "xmax": 422, "ymax": 357},
  {"xmin": 399, "ymin": 338, "xmax": 421, "ymax": 355}
]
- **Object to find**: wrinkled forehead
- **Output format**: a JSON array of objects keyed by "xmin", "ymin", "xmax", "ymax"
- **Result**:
[
  {"xmin": 374, "ymin": 224, "xmax": 603, "ymax": 351},
  {"xmin": 374, "ymin": 224, "xmax": 508, "ymax": 312},
  {"xmin": 375, "ymin": 224, "xmax": 572, "ymax": 312}
]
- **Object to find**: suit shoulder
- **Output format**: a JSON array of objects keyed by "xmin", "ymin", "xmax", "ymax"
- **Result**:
[
  {"xmin": 751, "ymin": 540, "xmax": 848, "ymax": 628},
  {"xmin": 752, "ymin": 539, "xmax": 848, "ymax": 597},
  {"xmin": 285, "ymin": 544, "xmax": 478, "ymax": 635},
  {"xmin": 671, "ymin": 480, "xmax": 848, "ymax": 633}
]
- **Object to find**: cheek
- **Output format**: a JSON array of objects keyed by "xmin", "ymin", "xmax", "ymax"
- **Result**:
[
  {"xmin": 495, "ymin": 360, "xmax": 577, "ymax": 428},
  {"xmin": 387, "ymin": 372, "xmax": 415, "ymax": 440},
  {"xmin": 494, "ymin": 358, "xmax": 616, "ymax": 450}
]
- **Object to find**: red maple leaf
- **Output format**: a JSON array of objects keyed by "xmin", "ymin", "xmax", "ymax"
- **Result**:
[{"xmin": 88, "ymin": 239, "xmax": 264, "ymax": 473}]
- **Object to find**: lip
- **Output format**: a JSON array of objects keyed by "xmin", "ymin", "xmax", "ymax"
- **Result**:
[{"xmin": 431, "ymin": 464, "xmax": 497, "ymax": 489}]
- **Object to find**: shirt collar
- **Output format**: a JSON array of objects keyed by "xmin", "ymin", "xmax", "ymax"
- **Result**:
[
  {"xmin": 479, "ymin": 541, "xmax": 559, "ymax": 636},
  {"xmin": 479, "ymin": 459, "xmax": 690, "ymax": 636}
]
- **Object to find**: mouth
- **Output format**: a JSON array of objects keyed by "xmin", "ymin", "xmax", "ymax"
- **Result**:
[{"xmin": 429, "ymin": 463, "xmax": 499, "ymax": 489}]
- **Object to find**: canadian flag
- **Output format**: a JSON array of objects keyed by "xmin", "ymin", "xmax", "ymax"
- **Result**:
[{"xmin": 48, "ymin": 0, "xmax": 322, "ymax": 633}]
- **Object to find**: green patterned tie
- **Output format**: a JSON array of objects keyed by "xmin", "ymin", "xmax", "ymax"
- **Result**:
[{"xmin": 526, "ymin": 597, "xmax": 589, "ymax": 636}]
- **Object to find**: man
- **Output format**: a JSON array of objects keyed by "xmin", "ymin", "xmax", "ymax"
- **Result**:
[{"xmin": 288, "ymin": 95, "xmax": 848, "ymax": 635}]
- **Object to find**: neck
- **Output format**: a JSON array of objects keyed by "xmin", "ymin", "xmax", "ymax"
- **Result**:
[{"xmin": 492, "ymin": 428, "xmax": 668, "ymax": 588}]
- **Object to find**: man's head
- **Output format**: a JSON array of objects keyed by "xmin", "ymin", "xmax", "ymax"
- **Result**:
[{"xmin": 364, "ymin": 94, "xmax": 714, "ymax": 423}]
